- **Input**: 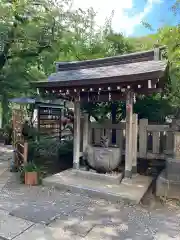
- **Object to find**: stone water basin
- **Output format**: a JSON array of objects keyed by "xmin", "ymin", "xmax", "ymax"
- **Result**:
[{"xmin": 86, "ymin": 146, "xmax": 121, "ymax": 173}]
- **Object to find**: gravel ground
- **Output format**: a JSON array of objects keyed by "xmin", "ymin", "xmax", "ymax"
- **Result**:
[
  {"xmin": 0, "ymin": 145, "xmax": 180, "ymax": 239},
  {"xmin": 0, "ymin": 171, "xmax": 180, "ymax": 239}
]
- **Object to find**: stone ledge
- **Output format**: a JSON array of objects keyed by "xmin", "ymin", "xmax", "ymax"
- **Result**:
[
  {"xmin": 72, "ymin": 169, "xmax": 123, "ymax": 185},
  {"xmin": 43, "ymin": 170, "xmax": 152, "ymax": 204}
]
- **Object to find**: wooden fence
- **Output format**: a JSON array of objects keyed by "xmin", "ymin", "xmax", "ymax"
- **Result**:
[
  {"xmin": 15, "ymin": 141, "xmax": 28, "ymax": 167},
  {"xmin": 88, "ymin": 119, "xmax": 172, "ymax": 160}
]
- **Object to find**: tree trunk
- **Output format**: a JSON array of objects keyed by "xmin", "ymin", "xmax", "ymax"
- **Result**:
[{"xmin": 1, "ymin": 95, "xmax": 10, "ymax": 127}]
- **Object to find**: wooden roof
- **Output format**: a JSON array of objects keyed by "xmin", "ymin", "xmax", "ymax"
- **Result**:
[
  {"xmin": 34, "ymin": 47, "xmax": 168, "ymax": 101},
  {"xmin": 45, "ymin": 60, "xmax": 166, "ymax": 86}
]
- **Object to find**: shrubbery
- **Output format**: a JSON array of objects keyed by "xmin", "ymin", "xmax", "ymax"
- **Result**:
[{"xmin": 27, "ymin": 137, "xmax": 73, "ymax": 176}]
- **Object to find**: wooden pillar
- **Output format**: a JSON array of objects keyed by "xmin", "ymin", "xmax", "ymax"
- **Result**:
[
  {"xmin": 125, "ymin": 91, "xmax": 133, "ymax": 178},
  {"xmin": 152, "ymin": 132, "xmax": 160, "ymax": 154},
  {"xmin": 73, "ymin": 100, "xmax": 80, "ymax": 169},
  {"xmin": 83, "ymin": 113, "xmax": 89, "ymax": 152},
  {"xmin": 24, "ymin": 141, "xmax": 28, "ymax": 163},
  {"xmin": 139, "ymin": 119, "xmax": 148, "ymax": 158},
  {"xmin": 132, "ymin": 114, "xmax": 138, "ymax": 174},
  {"xmin": 111, "ymin": 102, "xmax": 117, "ymax": 144},
  {"xmin": 166, "ymin": 130, "xmax": 173, "ymax": 155}
]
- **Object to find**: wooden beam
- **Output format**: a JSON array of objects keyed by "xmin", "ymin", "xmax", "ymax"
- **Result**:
[
  {"xmin": 147, "ymin": 125, "xmax": 169, "ymax": 131},
  {"xmin": 41, "ymin": 84, "xmax": 163, "ymax": 102},
  {"xmin": 36, "ymin": 70, "xmax": 165, "ymax": 88},
  {"xmin": 90, "ymin": 122, "xmax": 125, "ymax": 130}
]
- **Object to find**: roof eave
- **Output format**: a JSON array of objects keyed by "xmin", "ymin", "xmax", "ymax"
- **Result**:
[{"xmin": 34, "ymin": 70, "xmax": 166, "ymax": 89}]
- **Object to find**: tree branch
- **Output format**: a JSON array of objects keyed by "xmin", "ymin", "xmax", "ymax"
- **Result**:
[
  {"xmin": 13, "ymin": 44, "xmax": 52, "ymax": 59},
  {"xmin": 0, "ymin": 22, "xmax": 17, "ymax": 70}
]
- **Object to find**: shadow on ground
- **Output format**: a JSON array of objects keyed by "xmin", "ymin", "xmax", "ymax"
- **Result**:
[{"xmin": 0, "ymin": 171, "xmax": 180, "ymax": 239}]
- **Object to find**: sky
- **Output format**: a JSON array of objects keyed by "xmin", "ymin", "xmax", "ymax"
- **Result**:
[{"xmin": 71, "ymin": 0, "xmax": 178, "ymax": 37}]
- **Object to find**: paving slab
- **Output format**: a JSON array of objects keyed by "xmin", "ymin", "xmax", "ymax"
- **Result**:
[
  {"xmin": 43, "ymin": 170, "xmax": 152, "ymax": 204},
  {"xmin": 0, "ymin": 209, "xmax": 34, "ymax": 240},
  {"xmin": 0, "ymin": 163, "xmax": 9, "ymax": 177},
  {"xmin": 84, "ymin": 225, "xmax": 154, "ymax": 240},
  {"xmin": 13, "ymin": 224, "xmax": 83, "ymax": 240},
  {"xmin": 49, "ymin": 217, "xmax": 95, "ymax": 237},
  {"xmin": 84, "ymin": 225, "xmax": 124, "ymax": 240},
  {"xmin": 9, "ymin": 201, "xmax": 77, "ymax": 225}
]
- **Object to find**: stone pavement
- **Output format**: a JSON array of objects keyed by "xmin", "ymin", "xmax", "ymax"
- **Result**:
[
  {"xmin": 0, "ymin": 145, "xmax": 13, "ymax": 190},
  {"xmin": 0, "ymin": 145, "xmax": 180, "ymax": 239}
]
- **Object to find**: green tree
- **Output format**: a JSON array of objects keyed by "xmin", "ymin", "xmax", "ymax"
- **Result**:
[
  {"xmin": 158, "ymin": 25, "xmax": 180, "ymax": 117},
  {"xmin": 0, "ymin": 0, "xmax": 59, "ymax": 125},
  {"xmin": 127, "ymin": 22, "xmax": 180, "ymax": 122},
  {"xmin": 0, "ymin": 0, "xmax": 114, "ymax": 125}
]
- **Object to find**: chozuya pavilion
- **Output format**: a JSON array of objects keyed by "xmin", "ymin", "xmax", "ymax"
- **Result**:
[{"xmin": 34, "ymin": 47, "xmax": 169, "ymax": 203}]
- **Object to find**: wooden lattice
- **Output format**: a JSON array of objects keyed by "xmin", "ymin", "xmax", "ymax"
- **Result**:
[
  {"xmin": 12, "ymin": 109, "xmax": 24, "ymax": 144},
  {"xmin": 12, "ymin": 109, "xmax": 28, "ymax": 167}
]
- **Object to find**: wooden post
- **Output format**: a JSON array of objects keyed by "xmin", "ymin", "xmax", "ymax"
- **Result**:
[
  {"xmin": 94, "ymin": 129, "xmax": 101, "ymax": 145},
  {"xmin": 117, "ymin": 129, "xmax": 123, "ymax": 152},
  {"xmin": 111, "ymin": 102, "xmax": 117, "ymax": 144},
  {"xmin": 132, "ymin": 114, "xmax": 138, "ymax": 174},
  {"xmin": 166, "ymin": 130, "xmax": 173, "ymax": 155},
  {"xmin": 139, "ymin": 119, "xmax": 148, "ymax": 158},
  {"xmin": 83, "ymin": 113, "xmax": 89, "ymax": 152},
  {"xmin": 125, "ymin": 91, "xmax": 133, "ymax": 178},
  {"xmin": 73, "ymin": 100, "xmax": 80, "ymax": 169},
  {"xmin": 24, "ymin": 141, "xmax": 28, "ymax": 163},
  {"xmin": 152, "ymin": 132, "xmax": 160, "ymax": 154}
]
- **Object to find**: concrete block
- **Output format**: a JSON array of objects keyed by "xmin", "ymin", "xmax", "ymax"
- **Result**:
[
  {"xmin": 156, "ymin": 170, "xmax": 180, "ymax": 200},
  {"xmin": 43, "ymin": 170, "xmax": 152, "ymax": 204},
  {"xmin": 72, "ymin": 169, "xmax": 123, "ymax": 184}
]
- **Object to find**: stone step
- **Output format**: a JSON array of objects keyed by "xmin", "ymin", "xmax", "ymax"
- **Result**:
[
  {"xmin": 42, "ymin": 169, "xmax": 152, "ymax": 204},
  {"xmin": 63, "ymin": 169, "xmax": 123, "ymax": 185}
]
